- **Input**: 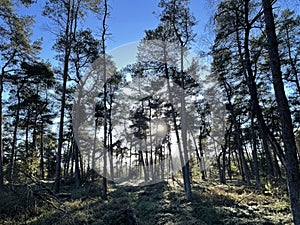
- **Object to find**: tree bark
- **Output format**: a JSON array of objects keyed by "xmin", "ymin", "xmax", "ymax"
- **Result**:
[
  {"xmin": 101, "ymin": 0, "xmax": 109, "ymax": 200},
  {"xmin": 108, "ymin": 84, "xmax": 114, "ymax": 181},
  {"xmin": 54, "ymin": 0, "xmax": 72, "ymax": 194},
  {"xmin": 74, "ymin": 140, "xmax": 81, "ymax": 188},
  {"xmin": 180, "ymin": 46, "xmax": 192, "ymax": 200},
  {"xmin": 251, "ymin": 115, "xmax": 261, "ymax": 187},
  {"xmin": 262, "ymin": 1, "xmax": 300, "ymax": 224},
  {"xmin": 40, "ymin": 121, "xmax": 45, "ymax": 180},
  {"xmin": 0, "ymin": 70, "xmax": 3, "ymax": 187}
]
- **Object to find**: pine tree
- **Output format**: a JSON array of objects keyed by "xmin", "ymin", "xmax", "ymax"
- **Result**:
[
  {"xmin": 261, "ymin": 0, "xmax": 300, "ymax": 223},
  {"xmin": 156, "ymin": 0, "xmax": 197, "ymax": 200},
  {"xmin": 43, "ymin": 0, "xmax": 99, "ymax": 193},
  {"xmin": 0, "ymin": 0, "xmax": 37, "ymax": 187}
]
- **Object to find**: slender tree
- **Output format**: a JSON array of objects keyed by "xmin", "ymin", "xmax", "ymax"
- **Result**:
[
  {"xmin": 100, "ymin": 0, "xmax": 109, "ymax": 199},
  {"xmin": 44, "ymin": 0, "xmax": 87, "ymax": 193},
  {"xmin": 261, "ymin": 0, "xmax": 300, "ymax": 223},
  {"xmin": 156, "ymin": 0, "xmax": 196, "ymax": 200}
]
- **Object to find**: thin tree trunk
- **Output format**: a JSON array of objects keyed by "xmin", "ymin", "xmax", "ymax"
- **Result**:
[
  {"xmin": 190, "ymin": 131, "xmax": 206, "ymax": 180},
  {"xmin": 101, "ymin": 0, "xmax": 109, "ymax": 200},
  {"xmin": 199, "ymin": 134, "xmax": 207, "ymax": 180},
  {"xmin": 40, "ymin": 121, "xmax": 45, "ymax": 180},
  {"xmin": 32, "ymin": 87, "xmax": 39, "ymax": 159},
  {"xmin": 148, "ymin": 101, "xmax": 154, "ymax": 180},
  {"xmin": 0, "ymin": 70, "xmax": 3, "ymax": 187},
  {"xmin": 72, "ymin": 1, "xmax": 82, "ymax": 188},
  {"xmin": 262, "ymin": 1, "xmax": 300, "ymax": 224},
  {"xmin": 191, "ymin": 132, "xmax": 201, "ymax": 175},
  {"xmin": 108, "ymin": 84, "xmax": 114, "ymax": 181},
  {"xmin": 223, "ymin": 81, "xmax": 251, "ymax": 185},
  {"xmin": 65, "ymin": 139, "xmax": 73, "ymax": 177},
  {"xmin": 144, "ymin": 137, "xmax": 149, "ymax": 181},
  {"xmin": 9, "ymin": 84, "xmax": 22, "ymax": 184},
  {"xmin": 139, "ymin": 139, "xmax": 148, "ymax": 181},
  {"xmin": 79, "ymin": 149, "xmax": 84, "ymax": 182},
  {"xmin": 54, "ymin": 0, "xmax": 72, "ymax": 194},
  {"xmin": 284, "ymin": 26, "xmax": 300, "ymax": 95},
  {"xmin": 162, "ymin": 48, "xmax": 185, "ymax": 179},
  {"xmin": 74, "ymin": 139, "xmax": 81, "ymax": 188},
  {"xmin": 70, "ymin": 143, "xmax": 75, "ymax": 177},
  {"xmin": 217, "ymin": 150, "xmax": 226, "ymax": 184},
  {"xmin": 165, "ymin": 63, "xmax": 185, "ymax": 188},
  {"xmin": 92, "ymin": 118, "xmax": 98, "ymax": 170},
  {"xmin": 251, "ymin": 116, "xmax": 261, "ymax": 187},
  {"xmin": 227, "ymin": 135, "xmax": 233, "ymax": 181},
  {"xmin": 54, "ymin": 64, "xmax": 68, "ymax": 193},
  {"xmin": 179, "ymin": 45, "xmax": 192, "ymax": 200},
  {"xmin": 73, "ymin": 80, "xmax": 82, "ymax": 188},
  {"xmin": 25, "ymin": 109, "xmax": 30, "ymax": 156}
]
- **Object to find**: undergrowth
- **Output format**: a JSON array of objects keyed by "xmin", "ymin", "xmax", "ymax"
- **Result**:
[{"xmin": 0, "ymin": 179, "xmax": 293, "ymax": 225}]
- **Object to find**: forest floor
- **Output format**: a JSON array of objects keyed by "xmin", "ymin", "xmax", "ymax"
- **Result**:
[{"xmin": 0, "ymin": 178, "xmax": 293, "ymax": 225}]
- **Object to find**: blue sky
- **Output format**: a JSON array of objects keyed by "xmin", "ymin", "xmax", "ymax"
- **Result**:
[
  {"xmin": 19, "ymin": 0, "xmax": 300, "ymax": 65},
  {"xmin": 21, "ymin": 0, "xmax": 212, "ymax": 62},
  {"xmin": 106, "ymin": 0, "xmax": 212, "ymax": 49}
]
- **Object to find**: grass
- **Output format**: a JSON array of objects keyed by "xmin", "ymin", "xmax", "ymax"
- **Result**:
[{"xmin": 0, "ymin": 178, "xmax": 293, "ymax": 225}]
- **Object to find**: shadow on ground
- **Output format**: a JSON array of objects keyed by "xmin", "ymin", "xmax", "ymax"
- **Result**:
[{"xmin": 0, "ymin": 179, "xmax": 292, "ymax": 225}]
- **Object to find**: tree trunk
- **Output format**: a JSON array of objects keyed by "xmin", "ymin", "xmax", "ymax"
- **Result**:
[
  {"xmin": 218, "ymin": 149, "xmax": 226, "ymax": 184},
  {"xmin": 223, "ymin": 81, "xmax": 251, "ymax": 185},
  {"xmin": 235, "ymin": 5, "xmax": 274, "ymax": 179},
  {"xmin": 227, "ymin": 138, "xmax": 233, "ymax": 181},
  {"xmin": 236, "ymin": 1, "xmax": 285, "ymax": 179},
  {"xmin": 191, "ymin": 131, "xmax": 205, "ymax": 180},
  {"xmin": 72, "ymin": 82, "xmax": 82, "ymax": 188},
  {"xmin": 9, "ymin": 84, "xmax": 22, "ymax": 184},
  {"xmin": 165, "ymin": 61, "xmax": 187, "ymax": 196},
  {"xmin": 40, "ymin": 121, "xmax": 45, "ymax": 180},
  {"xmin": 74, "ymin": 139, "xmax": 81, "ymax": 188},
  {"xmin": 139, "ymin": 138, "xmax": 148, "ymax": 181},
  {"xmin": 108, "ymin": 86, "xmax": 114, "ymax": 181},
  {"xmin": 179, "ymin": 45, "xmax": 192, "ymax": 200},
  {"xmin": 54, "ymin": 0, "xmax": 72, "ymax": 194},
  {"xmin": 262, "ymin": 1, "xmax": 300, "ymax": 224},
  {"xmin": 284, "ymin": 25, "xmax": 300, "ymax": 95},
  {"xmin": 0, "ymin": 70, "xmax": 3, "ymax": 187},
  {"xmin": 92, "ymin": 118, "xmax": 98, "ymax": 170},
  {"xmin": 54, "ymin": 64, "xmax": 68, "ymax": 193},
  {"xmin": 25, "ymin": 109, "xmax": 30, "ymax": 156},
  {"xmin": 101, "ymin": 0, "xmax": 109, "ymax": 200},
  {"xmin": 251, "ymin": 116, "xmax": 261, "ymax": 187}
]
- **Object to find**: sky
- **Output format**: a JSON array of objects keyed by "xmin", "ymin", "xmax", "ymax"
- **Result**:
[
  {"xmin": 106, "ymin": 0, "xmax": 213, "ymax": 49},
  {"xmin": 21, "ymin": 0, "xmax": 300, "ymax": 65},
  {"xmin": 20, "ymin": 0, "xmax": 214, "ymax": 62}
]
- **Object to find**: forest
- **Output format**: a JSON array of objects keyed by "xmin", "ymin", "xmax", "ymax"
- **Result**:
[{"xmin": 0, "ymin": 0, "xmax": 300, "ymax": 224}]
